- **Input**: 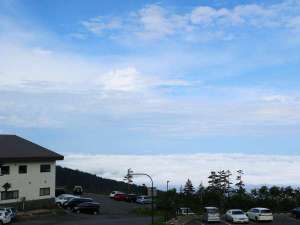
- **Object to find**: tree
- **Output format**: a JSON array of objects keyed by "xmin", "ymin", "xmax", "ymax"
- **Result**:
[
  {"xmin": 197, "ymin": 182, "xmax": 205, "ymax": 201},
  {"xmin": 235, "ymin": 170, "xmax": 245, "ymax": 194},
  {"xmin": 208, "ymin": 171, "xmax": 219, "ymax": 190},
  {"xmin": 184, "ymin": 179, "xmax": 195, "ymax": 196},
  {"xmin": 218, "ymin": 170, "xmax": 233, "ymax": 196},
  {"xmin": 258, "ymin": 186, "xmax": 269, "ymax": 200}
]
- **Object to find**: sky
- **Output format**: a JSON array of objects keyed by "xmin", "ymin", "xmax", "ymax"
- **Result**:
[{"xmin": 1, "ymin": 0, "xmax": 300, "ymax": 188}]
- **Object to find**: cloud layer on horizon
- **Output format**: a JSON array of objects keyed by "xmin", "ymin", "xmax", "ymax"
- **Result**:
[{"xmin": 59, "ymin": 153, "xmax": 300, "ymax": 189}]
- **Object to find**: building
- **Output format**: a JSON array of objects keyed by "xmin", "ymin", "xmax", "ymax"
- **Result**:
[{"xmin": 0, "ymin": 135, "xmax": 64, "ymax": 208}]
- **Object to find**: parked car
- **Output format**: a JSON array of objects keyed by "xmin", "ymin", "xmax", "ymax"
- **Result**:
[
  {"xmin": 63, "ymin": 197, "xmax": 93, "ymax": 210},
  {"xmin": 73, "ymin": 202, "xmax": 100, "ymax": 215},
  {"xmin": 55, "ymin": 194, "xmax": 77, "ymax": 206},
  {"xmin": 0, "ymin": 207, "xmax": 17, "ymax": 221},
  {"xmin": 136, "ymin": 195, "xmax": 152, "ymax": 204},
  {"xmin": 225, "ymin": 209, "xmax": 249, "ymax": 224},
  {"xmin": 291, "ymin": 207, "xmax": 300, "ymax": 219},
  {"xmin": 109, "ymin": 191, "xmax": 123, "ymax": 198},
  {"xmin": 113, "ymin": 193, "xmax": 128, "ymax": 201},
  {"xmin": 126, "ymin": 194, "xmax": 138, "ymax": 202},
  {"xmin": 247, "ymin": 208, "xmax": 273, "ymax": 222},
  {"xmin": 202, "ymin": 207, "xmax": 221, "ymax": 223},
  {"xmin": 0, "ymin": 211, "xmax": 11, "ymax": 224},
  {"xmin": 176, "ymin": 207, "xmax": 195, "ymax": 216},
  {"xmin": 6, "ymin": 208, "xmax": 17, "ymax": 221}
]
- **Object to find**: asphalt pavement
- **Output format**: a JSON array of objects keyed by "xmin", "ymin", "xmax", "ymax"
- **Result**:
[
  {"xmin": 16, "ymin": 194, "xmax": 152, "ymax": 225},
  {"xmin": 188, "ymin": 214, "xmax": 300, "ymax": 225}
]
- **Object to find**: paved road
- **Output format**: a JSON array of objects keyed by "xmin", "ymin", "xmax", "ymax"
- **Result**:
[{"xmin": 188, "ymin": 214, "xmax": 300, "ymax": 225}]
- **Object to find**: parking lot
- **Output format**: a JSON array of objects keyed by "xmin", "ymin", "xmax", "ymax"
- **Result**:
[
  {"xmin": 15, "ymin": 193, "xmax": 151, "ymax": 225},
  {"xmin": 189, "ymin": 214, "xmax": 300, "ymax": 225}
]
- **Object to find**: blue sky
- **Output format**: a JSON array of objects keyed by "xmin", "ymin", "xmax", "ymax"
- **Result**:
[{"xmin": 1, "ymin": 0, "xmax": 300, "ymax": 157}]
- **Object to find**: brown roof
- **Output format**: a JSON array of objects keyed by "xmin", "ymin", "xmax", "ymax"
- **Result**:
[{"xmin": 0, "ymin": 135, "xmax": 64, "ymax": 163}]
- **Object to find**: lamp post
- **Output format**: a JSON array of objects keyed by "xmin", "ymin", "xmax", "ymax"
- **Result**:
[
  {"xmin": 167, "ymin": 180, "xmax": 170, "ymax": 192},
  {"xmin": 126, "ymin": 169, "xmax": 154, "ymax": 225}
]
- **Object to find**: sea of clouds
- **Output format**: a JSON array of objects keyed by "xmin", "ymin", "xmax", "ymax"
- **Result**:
[{"xmin": 59, "ymin": 153, "xmax": 300, "ymax": 190}]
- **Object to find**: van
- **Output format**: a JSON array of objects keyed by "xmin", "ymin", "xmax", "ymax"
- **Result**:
[{"xmin": 203, "ymin": 207, "xmax": 221, "ymax": 222}]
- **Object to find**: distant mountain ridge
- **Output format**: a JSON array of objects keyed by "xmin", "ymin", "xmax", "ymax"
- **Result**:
[{"xmin": 56, "ymin": 166, "xmax": 147, "ymax": 195}]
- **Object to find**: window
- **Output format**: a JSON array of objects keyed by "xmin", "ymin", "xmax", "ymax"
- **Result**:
[
  {"xmin": 19, "ymin": 165, "xmax": 27, "ymax": 174},
  {"xmin": 1, "ymin": 166, "xmax": 10, "ymax": 175},
  {"xmin": 1, "ymin": 190, "xmax": 19, "ymax": 200},
  {"xmin": 40, "ymin": 187, "xmax": 50, "ymax": 196},
  {"xmin": 40, "ymin": 164, "xmax": 51, "ymax": 173}
]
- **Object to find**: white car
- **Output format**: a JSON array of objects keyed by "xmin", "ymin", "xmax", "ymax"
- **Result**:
[
  {"xmin": 136, "ymin": 195, "xmax": 152, "ymax": 204},
  {"xmin": 247, "ymin": 207, "xmax": 273, "ymax": 222},
  {"xmin": 55, "ymin": 194, "xmax": 77, "ymax": 206},
  {"xmin": 225, "ymin": 209, "xmax": 249, "ymax": 223},
  {"xmin": 109, "ymin": 191, "xmax": 123, "ymax": 198},
  {"xmin": 0, "ymin": 211, "xmax": 11, "ymax": 224},
  {"xmin": 203, "ymin": 207, "xmax": 220, "ymax": 223}
]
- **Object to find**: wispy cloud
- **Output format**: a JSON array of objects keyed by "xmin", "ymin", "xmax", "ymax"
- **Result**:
[
  {"xmin": 80, "ymin": 1, "xmax": 300, "ymax": 41},
  {"xmin": 60, "ymin": 153, "xmax": 300, "ymax": 189},
  {"xmin": 1, "ymin": 0, "xmax": 300, "ymax": 139}
]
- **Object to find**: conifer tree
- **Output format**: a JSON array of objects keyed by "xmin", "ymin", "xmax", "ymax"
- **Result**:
[
  {"xmin": 184, "ymin": 179, "xmax": 195, "ymax": 195},
  {"xmin": 235, "ymin": 169, "xmax": 245, "ymax": 194}
]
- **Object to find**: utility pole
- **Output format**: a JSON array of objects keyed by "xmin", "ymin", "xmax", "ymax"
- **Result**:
[
  {"xmin": 126, "ymin": 169, "xmax": 154, "ymax": 225},
  {"xmin": 167, "ymin": 180, "xmax": 170, "ymax": 192}
]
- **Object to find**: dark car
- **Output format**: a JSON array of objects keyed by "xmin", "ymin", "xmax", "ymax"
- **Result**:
[
  {"xmin": 291, "ymin": 207, "xmax": 300, "ymax": 219},
  {"xmin": 126, "ymin": 194, "xmax": 137, "ymax": 202},
  {"xmin": 63, "ymin": 197, "xmax": 93, "ymax": 210},
  {"xmin": 73, "ymin": 202, "xmax": 100, "ymax": 214}
]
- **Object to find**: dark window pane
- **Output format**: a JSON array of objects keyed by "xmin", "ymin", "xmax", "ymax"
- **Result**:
[
  {"xmin": 1, "ymin": 191, "xmax": 19, "ymax": 200},
  {"xmin": 40, "ymin": 188, "xmax": 50, "ymax": 196},
  {"xmin": 1, "ymin": 166, "xmax": 10, "ymax": 175},
  {"xmin": 40, "ymin": 164, "xmax": 51, "ymax": 173},
  {"xmin": 19, "ymin": 165, "xmax": 27, "ymax": 174}
]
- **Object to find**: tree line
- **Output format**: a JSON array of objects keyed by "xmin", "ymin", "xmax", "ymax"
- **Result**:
[
  {"xmin": 56, "ymin": 166, "xmax": 147, "ymax": 195},
  {"xmin": 156, "ymin": 169, "xmax": 300, "ymax": 218}
]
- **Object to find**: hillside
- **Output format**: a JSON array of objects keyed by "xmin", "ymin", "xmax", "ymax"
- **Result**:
[{"xmin": 56, "ymin": 166, "xmax": 147, "ymax": 195}]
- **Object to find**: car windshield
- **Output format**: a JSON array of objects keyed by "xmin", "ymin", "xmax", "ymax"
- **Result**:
[
  {"xmin": 232, "ymin": 210, "xmax": 244, "ymax": 215},
  {"xmin": 207, "ymin": 208, "xmax": 218, "ymax": 213},
  {"xmin": 261, "ymin": 209, "xmax": 271, "ymax": 214}
]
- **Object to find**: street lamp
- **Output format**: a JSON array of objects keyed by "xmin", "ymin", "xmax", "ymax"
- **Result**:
[{"xmin": 126, "ymin": 168, "xmax": 154, "ymax": 225}]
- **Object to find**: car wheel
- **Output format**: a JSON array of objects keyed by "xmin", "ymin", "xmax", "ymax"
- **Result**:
[
  {"xmin": 76, "ymin": 210, "xmax": 80, "ymax": 214},
  {"xmin": 255, "ymin": 216, "xmax": 258, "ymax": 222},
  {"xmin": 93, "ymin": 211, "xmax": 98, "ymax": 215}
]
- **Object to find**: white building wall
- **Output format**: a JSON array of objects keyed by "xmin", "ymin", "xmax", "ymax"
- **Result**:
[{"xmin": 0, "ymin": 161, "xmax": 56, "ymax": 204}]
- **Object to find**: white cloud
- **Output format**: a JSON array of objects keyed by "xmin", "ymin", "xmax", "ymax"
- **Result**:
[
  {"xmin": 98, "ymin": 67, "xmax": 148, "ymax": 92},
  {"xmin": 60, "ymin": 153, "xmax": 300, "ymax": 189},
  {"xmin": 81, "ymin": 1, "xmax": 300, "ymax": 41},
  {"xmin": 81, "ymin": 16, "xmax": 122, "ymax": 36},
  {"xmin": 136, "ymin": 4, "xmax": 188, "ymax": 40}
]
